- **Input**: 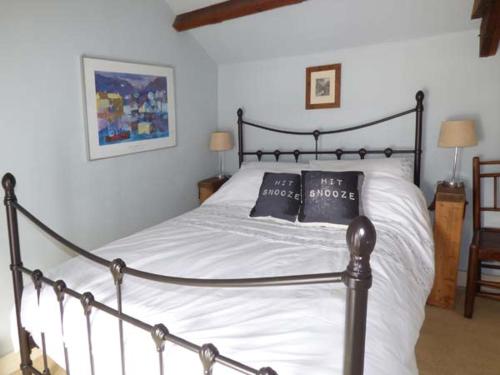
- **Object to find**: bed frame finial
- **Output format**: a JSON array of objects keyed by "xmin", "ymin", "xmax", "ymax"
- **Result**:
[
  {"xmin": 199, "ymin": 343, "xmax": 219, "ymax": 375},
  {"xmin": 110, "ymin": 258, "xmax": 126, "ymax": 285},
  {"xmin": 53, "ymin": 280, "xmax": 67, "ymax": 302},
  {"xmin": 346, "ymin": 216, "xmax": 376, "ymax": 278},
  {"xmin": 2, "ymin": 173, "xmax": 17, "ymax": 202},
  {"xmin": 257, "ymin": 367, "xmax": 278, "ymax": 375},
  {"xmin": 31, "ymin": 270, "xmax": 44, "ymax": 292},
  {"xmin": 343, "ymin": 216, "xmax": 376, "ymax": 375},
  {"xmin": 80, "ymin": 292, "xmax": 95, "ymax": 316},
  {"xmin": 151, "ymin": 323, "xmax": 169, "ymax": 353},
  {"xmin": 416, "ymin": 90, "xmax": 424, "ymax": 107}
]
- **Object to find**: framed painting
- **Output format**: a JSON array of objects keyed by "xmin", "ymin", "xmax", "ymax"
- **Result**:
[
  {"xmin": 305, "ymin": 63, "xmax": 341, "ymax": 109},
  {"xmin": 82, "ymin": 57, "xmax": 176, "ymax": 160}
]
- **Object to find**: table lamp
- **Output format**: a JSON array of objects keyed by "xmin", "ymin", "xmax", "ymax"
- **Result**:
[
  {"xmin": 210, "ymin": 131, "xmax": 233, "ymax": 179},
  {"xmin": 438, "ymin": 120, "xmax": 478, "ymax": 188}
]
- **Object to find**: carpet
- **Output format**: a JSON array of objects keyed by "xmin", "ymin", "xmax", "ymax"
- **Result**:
[{"xmin": 416, "ymin": 289, "xmax": 500, "ymax": 375}]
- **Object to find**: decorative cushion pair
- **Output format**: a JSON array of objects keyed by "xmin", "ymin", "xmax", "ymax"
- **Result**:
[{"xmin": 250, "ymin": 170, "xmax": 364, "ymax": 225}]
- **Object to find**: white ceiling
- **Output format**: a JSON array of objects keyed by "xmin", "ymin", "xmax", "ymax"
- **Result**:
[
  {"xmin": 166, "ymin": 0, "xmax": 221, "ymax": 14},
  {"xmin": 165, "ymin": 0, "xmax": 479, "ymax": 64}
]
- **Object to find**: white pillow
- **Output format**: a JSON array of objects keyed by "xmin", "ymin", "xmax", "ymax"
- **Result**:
[
  {"xmin": 309, "ymin": 157, "xmax": 413, "ymax": 182},
  {"xmin": 204, "ymin": 163, "xmax": 310, "ymax": 207},
  {"xmin": 240, "ymin": 161, "xmax": 308, "ymax": 171}
]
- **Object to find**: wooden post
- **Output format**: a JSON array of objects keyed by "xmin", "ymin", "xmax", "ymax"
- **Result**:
[
  {"xmin": 428, "ymin": 183, "xmax": 466, "ymax": 308},
  {"xmin": 173, "ymin": 0, "xmax": 305, "ymax": 32}
]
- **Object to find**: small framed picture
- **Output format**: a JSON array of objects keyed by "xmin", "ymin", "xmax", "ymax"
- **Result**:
[
  {"xmin": 82, "ymin": 57, "xmax": 176, "ymax": 160},
  {"xmin": 305, "ymin": 63, "xmax": 341, "ymax": 109}
]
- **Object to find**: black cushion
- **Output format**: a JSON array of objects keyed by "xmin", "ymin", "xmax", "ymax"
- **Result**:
[
  {"xmin": 298, "ymin": 170, "xmax": 364, "ymax": 225},
  {"xmin": 250, "ymin": 172, "xmax": 301, "ymax": 222}
]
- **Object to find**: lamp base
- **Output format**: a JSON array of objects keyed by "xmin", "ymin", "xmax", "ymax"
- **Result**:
[{"xmin": 441, "ymin": 180, "xmax": 464, "ymax": 188}]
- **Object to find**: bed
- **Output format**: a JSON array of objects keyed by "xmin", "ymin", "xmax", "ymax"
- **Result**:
[{"xmin": 5, "ymin": 91, "xmax": 432, "ymax": 375}]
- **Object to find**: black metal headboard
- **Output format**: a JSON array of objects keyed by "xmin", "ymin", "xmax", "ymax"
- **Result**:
[{"xmin": 236, "ymin": 91, "xmax": 424, "ymax": 186}]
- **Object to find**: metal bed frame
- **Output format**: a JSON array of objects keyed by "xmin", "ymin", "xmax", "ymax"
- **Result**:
[
  {"xmin": 238, "ymin": 91, "xmax": 424, "ymax": 187},
  {"xmin": 4, "ymin": 91, "xmax": 424, "ymax": 375}
]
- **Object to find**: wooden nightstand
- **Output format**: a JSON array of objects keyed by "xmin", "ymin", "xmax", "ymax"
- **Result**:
[
  {"xmin": 198, "ymin": 176, "xmax": 228, "ymax": 204},
  {"xmin": 428, "ymin": 183, "xmax": 466, "ymax": 309}
]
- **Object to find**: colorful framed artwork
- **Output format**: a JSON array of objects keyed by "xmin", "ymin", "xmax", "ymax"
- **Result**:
[
  {"xmin": 82, "ymin": 57, "xmax": 176, "ymax": 160},
  {"xmin": 305, "ymin": 63, "xmax": 341, "ymax": 110}
]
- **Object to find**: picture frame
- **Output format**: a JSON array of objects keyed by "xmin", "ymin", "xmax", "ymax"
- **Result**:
[
  {"xmin": 305, "ymin": 63, "xmax": 341, "ymax": 110},
  {"xmin": 82, "ymin": 57, "xmax": 176, "ymax": 160}
]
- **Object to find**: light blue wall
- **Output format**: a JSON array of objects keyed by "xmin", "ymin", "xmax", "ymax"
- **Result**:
[
  {"xmin": 0, "ymin": 0, "xmax": 217, "ymax": 355},
  {"xmin": 218, "ymin": 30, "xmax": 500, "ymax": 277}
]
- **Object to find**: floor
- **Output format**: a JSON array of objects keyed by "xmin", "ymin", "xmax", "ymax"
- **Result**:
[
  {"xmin": 8, "ymin": 290, "xmax": 500, "ymax": 375},
  {"xmin": 6, "ymin": 348, "xmax": 65, "ymax": 375},
  {"xmin": 20, "ymin": 355, "xmax": 65, "ymax": 375},
  {"xmin": 416, "ymin": 289, "xmax": 500, "ymax": 375}
]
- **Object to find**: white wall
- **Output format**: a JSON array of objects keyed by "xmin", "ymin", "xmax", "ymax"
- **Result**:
[
  {"xmin": 0, "ymin": 0, "xmax": 217, "ymax": 355},
  {"xmin": 218, "ymin": 30, "xmax": 500, "ymax": 275}
]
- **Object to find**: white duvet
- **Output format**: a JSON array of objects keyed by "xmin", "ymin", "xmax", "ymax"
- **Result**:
[{"xmin": 17, "ymin": 172, "xmax": 434, "ymax": 375}]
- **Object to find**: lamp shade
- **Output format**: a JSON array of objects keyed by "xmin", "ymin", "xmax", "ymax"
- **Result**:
[
  {"xmin": 209, "ymin": 131, "xmax": 233, "ymax": 151},
  {"xmin": 438, "ymin": 120, "xmax": 478, "ymax": 148}
]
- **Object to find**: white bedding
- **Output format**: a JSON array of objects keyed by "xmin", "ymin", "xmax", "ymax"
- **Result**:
[{"xmin": 17, "ymin": 172, "xmax": 434, "ymax": 375}]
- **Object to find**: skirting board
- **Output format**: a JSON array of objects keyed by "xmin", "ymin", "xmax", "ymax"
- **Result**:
[{"xmin": 457, "ymin": 270, "xmax": 468, "ymax": 287}]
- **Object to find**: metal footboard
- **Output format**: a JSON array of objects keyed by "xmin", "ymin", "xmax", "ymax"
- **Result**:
[{"xmin": 3, "ymin": 173, "xmax": 376, "ymax": 375}]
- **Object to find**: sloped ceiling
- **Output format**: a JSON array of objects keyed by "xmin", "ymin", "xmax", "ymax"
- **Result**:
[{"xmin": 165, "ymin": 0, "xmax": 479, "ymax": 64}]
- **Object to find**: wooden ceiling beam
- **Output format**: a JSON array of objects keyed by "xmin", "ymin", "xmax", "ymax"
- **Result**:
[
  {"xmin": 173, "ymin": 0, "xmax": 305, "ymax": 32},
  {"xmin": 472, "ymin": 0, "xmax": 489, "ymax": 18},
  {"xmin": 471, "ymin": 0, "xmax": 500, "ymax": 57}
]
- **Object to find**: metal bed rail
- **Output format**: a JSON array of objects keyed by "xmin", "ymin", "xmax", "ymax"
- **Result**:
[{"xmin": 4, "ymin": 172, "xmax": 376, "ymax": 375}]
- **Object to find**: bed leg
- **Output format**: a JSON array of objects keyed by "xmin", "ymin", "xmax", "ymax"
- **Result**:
[
  {"xmin": 342, "ymin": 216, "xmax": 376, "ymax": 375},
  {"xmin": 3, "ymin": 173, "xmax": 32, "ymax": 374}
]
